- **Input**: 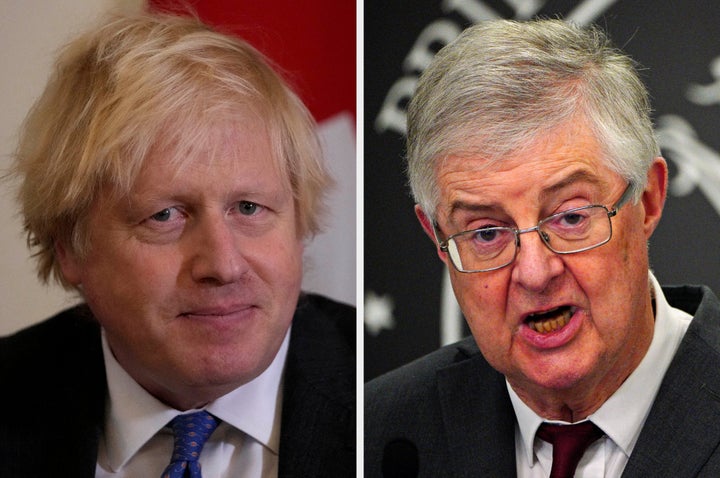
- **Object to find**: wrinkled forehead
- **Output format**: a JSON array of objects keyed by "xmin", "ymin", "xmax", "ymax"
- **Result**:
[
  {"xmin": 433, "ymin": 119, "xmax": 616, "ymax": 211},
  {"xmin": 439, "ymin": 114, "xmax": 607, "ymax": 172}
]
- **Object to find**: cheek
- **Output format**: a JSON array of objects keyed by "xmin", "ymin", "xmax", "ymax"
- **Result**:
[
  {"xmin": 455, "ymin": 276, "xmax": 517, "ymax": 372},
  {"xmin": 82, "ymin": 244, "xmax": 179, "ymax": 310},
  {"xmin": 454, "ymin": 266, "xmax": 508, "ymax": 299},
  {"xmin": 451, "ymin": 271, "xmax": 509, "ymax": 330},
  {"xmin": 247, "ymin": 236, "xmax": 303, "ymax": 283}
]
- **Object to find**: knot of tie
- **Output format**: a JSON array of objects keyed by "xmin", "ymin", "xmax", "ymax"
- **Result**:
[
  {"xmin": 161, "ymin": 410, "xmax": 219, "ymax": 478},
  {"xmin": 536, "ymin": 420, "xmax": 604, "ymax": 478}
]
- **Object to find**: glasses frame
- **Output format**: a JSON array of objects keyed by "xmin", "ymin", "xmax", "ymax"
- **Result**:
[{"xmin": 434, "ymin": 183, "xmax": 635, "ymax": 273}]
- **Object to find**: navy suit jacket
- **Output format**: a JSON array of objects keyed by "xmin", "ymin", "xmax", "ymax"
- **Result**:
[
  {"xmin": 0, "ymin": 293, "xmax": 355, "ymax": 477},
  {"xmin": 365, "ymin": 285, "xmax": 720, "ymax": 477}
]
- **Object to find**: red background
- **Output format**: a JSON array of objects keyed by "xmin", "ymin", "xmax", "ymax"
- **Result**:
[{"xmin": 149, "ymin": 0, "xmax": 356, "ymax": 123}]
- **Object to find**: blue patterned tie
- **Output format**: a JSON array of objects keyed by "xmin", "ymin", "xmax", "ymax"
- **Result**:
[{"xmin": 161, "ymin": 411, "xmax": 219, "ymax": 478}]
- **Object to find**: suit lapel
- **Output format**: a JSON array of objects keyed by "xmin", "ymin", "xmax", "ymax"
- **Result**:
[
  {"xmin": 278, "ymin": 294, "xmax": 355, "ymax": 477},
  {"xmin": 437, "ymin": 342, "xmax": 517, "ymax": 478},
  {"xmin": 49, "ymin": 308, "xmax": 106, "ymax": 477},
  {"xmin": 623, "ymin": 286, "xmax": 720, "ymax": 477}
]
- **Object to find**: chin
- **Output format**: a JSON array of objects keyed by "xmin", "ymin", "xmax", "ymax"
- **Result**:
[
  {"xmin": 530, "ymin": 366, "xmax": 594, "ymax": 392},
  {"xmin": 186, "ymin": 349, "xmax": 272, "ymax": 387}
]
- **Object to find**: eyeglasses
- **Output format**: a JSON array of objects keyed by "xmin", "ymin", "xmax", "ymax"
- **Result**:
[{"xmin": 434, "ymin": 183, "xmax": 635, "ymax": 273}]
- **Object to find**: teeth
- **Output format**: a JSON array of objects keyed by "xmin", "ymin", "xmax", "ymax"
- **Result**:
[{"xmin": 528, "ymin": 307, "xmax": 573, "ymax": 334}]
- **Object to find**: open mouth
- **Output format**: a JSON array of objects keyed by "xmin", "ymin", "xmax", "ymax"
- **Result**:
[{"xmin": 526, "ymin": 306, "xmax": 575, "ymax": 334}]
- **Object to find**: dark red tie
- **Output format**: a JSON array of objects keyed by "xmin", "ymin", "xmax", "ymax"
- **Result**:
[{"xmin": 536, "ymin": 421, "xmax": 604, "ymax": 478}]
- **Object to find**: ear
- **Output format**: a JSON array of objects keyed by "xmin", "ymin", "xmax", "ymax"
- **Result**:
[
  {"xmin": 55, "ymin": 240, "xmax": 83, "ymax": 286},
  {"xmin": 641, "ymin": 157, "xmax": 668, "ymax": 238},
  {"xmin": 415, "ymin": 204, "xmax": 450, "ymax": 264}
]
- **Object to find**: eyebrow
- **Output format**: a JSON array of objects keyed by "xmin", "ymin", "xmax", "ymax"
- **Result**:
[
  {"xmin": 446, "ymin": 169, "xmax": 606, "ymax": 220},
  {"xmin": 538, "ymin": 170, "xmax": 605, "ymax": 203}
]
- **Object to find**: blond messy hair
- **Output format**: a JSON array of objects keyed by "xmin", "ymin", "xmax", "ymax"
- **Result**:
[{"xmin": 12, "ymin": 11, "xmax": 330, "ymax": 288}]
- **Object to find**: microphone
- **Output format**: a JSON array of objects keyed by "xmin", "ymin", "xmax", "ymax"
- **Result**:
[{"xmin": 382, "ymin": 438, "xmax": 419, "ymax": 477}]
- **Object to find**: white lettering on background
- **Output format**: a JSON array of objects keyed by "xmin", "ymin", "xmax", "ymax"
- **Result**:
[
  {"xmin": 657, "ymin": 115, "xmax": 720, "ymax": 217},
  {"xmin": 374, "ymin": 0, "xmax": 616, "ymax": 137},
  {"xmin": 686, "ymin": 56, "xmax": 720, "ymax": 106}
]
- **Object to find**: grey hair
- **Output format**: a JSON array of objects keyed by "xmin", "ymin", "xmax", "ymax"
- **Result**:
[{"xmin": 406, "ymin": 19, "xmax": 659, "ymax": 218}]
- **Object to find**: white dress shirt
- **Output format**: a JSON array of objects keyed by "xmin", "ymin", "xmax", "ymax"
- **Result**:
[
  {"xmin": 95, "ymin": 326, "xmax": 290, "ymax": 478},
  {"xmin": 510, "ymin": 272, "xmax": 692, "ymax": 477}
]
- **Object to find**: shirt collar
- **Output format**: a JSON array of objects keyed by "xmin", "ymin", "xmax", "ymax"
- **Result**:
[
  {"xmin": 206, "ymin": 328, "xmax": 289, "ymax": 454},
  {"xmin": 100, "ymin": 325, "xmax": 290, "ymax": 471},
  {"xmin": 508, "ymin": 271, "xmax": 692, "ymax": 465}
]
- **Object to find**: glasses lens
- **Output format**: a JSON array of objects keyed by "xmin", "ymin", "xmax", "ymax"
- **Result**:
[
  {"xmin": 539, "ymin": 206, "xmax": 611, "ymax": 253},
  {"xmin": 449, "ymin": 227, "xmax": 516, "ymax": 272}
]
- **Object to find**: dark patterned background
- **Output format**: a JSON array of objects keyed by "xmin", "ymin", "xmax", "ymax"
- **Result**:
[{"xmin": 365, "ymin": 0, "xmax": 720, "ymax": 380}]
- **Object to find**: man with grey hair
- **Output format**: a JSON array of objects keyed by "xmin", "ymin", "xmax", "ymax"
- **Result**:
[{"xmin": 366, "ymin": 19, "xmax": 720, "ymax": 477}]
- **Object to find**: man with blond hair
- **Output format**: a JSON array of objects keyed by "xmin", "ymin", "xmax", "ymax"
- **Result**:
[{"xmin": 1, "ymin": 12, "xmax": 354, "ymax": 477}]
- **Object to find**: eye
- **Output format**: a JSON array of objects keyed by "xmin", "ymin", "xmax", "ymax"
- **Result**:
[
  {"xmin": 150, "ymin": 207, "xmax": 177, "ymax": 222},
  {"xmin": 237, "ymin": 201, "xmax": 262, "ymax": 216},
  {"xmin": 468, "ymin": 227, "xmax": 514, "ymax": 249},
  {"xmin": 137, "ymin": 206, "xmax": 186, "ymax": 243},
  {"xmin": 462, "ymin": 226, "xmax": 514, "ymax": 258},
  {"xmin": 559, "ymin": 211, "xmax": 585, "ymax": 226},
  {"xmin": 474, "ymin": 227, "xmax": 500, "ymax": 243},
  {"xmin": 543, "ymin": 207, "xmax": 594, "ymax": 237},
  {"xmin": 556, "ymin": 210, "xmax": 591, "ymax": 228}
]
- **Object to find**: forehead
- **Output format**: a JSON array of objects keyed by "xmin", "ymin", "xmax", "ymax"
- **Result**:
[
  {"xmin": 435, "ymin": 120, "xmax": 615, "ymax": 214},
  {"xmin": 92, "ymin": 116, "xmax": 292, "ymax": 215},
  {"xmin": 139, "ymin": 112, "xmax": 286, "ymax": 189}
]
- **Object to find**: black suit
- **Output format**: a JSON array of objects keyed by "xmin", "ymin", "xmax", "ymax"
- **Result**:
[
  {"xmin": 0, "ymin": 293, "xmax": 355, "ymax": 477},
  {"xmin": 365, "ymin": 285, "xmax": 720, "ymax": 477}
]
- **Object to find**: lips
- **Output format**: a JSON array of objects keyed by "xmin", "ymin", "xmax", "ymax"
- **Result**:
[
  {"xmin": 180, "ymin": 303, "xmax": 255, "ymax": 318},
  {"xmin": 526, "ymin": 306, "xmax": 575, "ymax": 334}
]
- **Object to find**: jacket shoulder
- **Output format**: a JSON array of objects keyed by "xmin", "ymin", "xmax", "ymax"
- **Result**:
[
  {"xmin": 625, "ymin": 285, "xmax": 720, "ymax": 477},
  {"xmin": 364, "ymin": 338, "xmax": 484, "ymax": 475},
  {"xmin": 0, "ymin": 304, "xmax": 101, "ymax": 378},
  {"xmin": 664, "ymin": 284, "xmax": 720, "ymax": 352},
  {"xmin": 279, "ymin": 293, "xmax": 356, "ymax": 476},
  {"xmin": 293, "ymin": 292, "xmax": 355, "ymax": 347},
  {"xmin": 0, "ymin": 305, "xmax": 105, "ymax": 476},
  {"xmin": 366, "ymin": 336, "xmax": 479, "ymax": 405}
]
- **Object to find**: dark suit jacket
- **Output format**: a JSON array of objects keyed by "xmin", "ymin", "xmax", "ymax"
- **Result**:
[
  {"xmin": 0, "ymin": 293, "xmax": 355, "ymax": 477},
  {"xmin": 365, "ymin": 285, "xmax": 720, "ymax": 477}
]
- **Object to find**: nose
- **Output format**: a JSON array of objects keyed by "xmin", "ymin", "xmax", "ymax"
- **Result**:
[
  {"xmin": 510, "ymin": 228, "xmax": 564, "ymax": 292},
  {"xmin": 189, "ymin": 214, "xmax": 249, "ymax": 285}
]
